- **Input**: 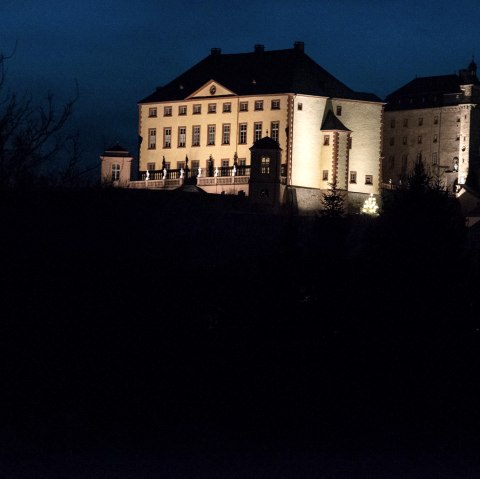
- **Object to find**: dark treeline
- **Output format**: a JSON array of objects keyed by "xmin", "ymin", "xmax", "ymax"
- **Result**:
[{"xmin": 1, "ymin": 185, "xmax": 480, "ymax": 477}]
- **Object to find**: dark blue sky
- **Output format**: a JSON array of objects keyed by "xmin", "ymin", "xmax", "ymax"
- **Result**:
[{"xmin": 2, "ymin": 0, "xmax": 480, "ymax": 173}]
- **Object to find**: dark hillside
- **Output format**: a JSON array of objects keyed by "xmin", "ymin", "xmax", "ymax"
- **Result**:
[{"xmin": 0, "ymin": 188, "xmax": 479, "ymax": 477}]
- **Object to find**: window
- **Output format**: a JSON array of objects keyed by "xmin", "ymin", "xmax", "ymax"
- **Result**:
[
  {"xmin": 297, "ymin": 103, "xmax": 303, "ymax": 111},
  {"xmin": 390, "ymin": 119, "xmax": 396, "ymax": 128},
  {"xmin": 336, "ymin": 105, "xmax": 342, "ymax": 116},
  {"xmin": 271, "ymin": 122, "xmax": 279, "ymax": 142},
  {"xmin": 148, "ymin": 128, "xmax": 156, "ymax": 149},
  {"xmin": 350, "ymin": 171, "xmax": 357, "ymax": 183},
  {"xmin": 192, "ymin": 126, "xmax": 200, "ymax": 146},
  {"xmin": 322, "ymin": 170, "xmax": 328, "ymax": 181},
  {"xmin": 163, "ymin": 127, "xmax": 171, "ymax": 148},
  {"xmin": 222, "ymin": 124, "xmax": 231, "ymax": 144},
  {"xmin": 221, "ymin": 159, "xmax": 229, "ymax": 176},
  {"xmin": 254, "ymin": 100, "xmax": 263, "ymax": 111},
  {"xmin": 192, "ymin": 160, "xmax": 200, "ymax": 176},
  {"xmin": 148, "ymin": 107, "xmax": 157, "ymax": 117},
  {"xmin": 388, "ymin": 156, "xmax": 395, "ymax": 169},
  {"xmin": 164, "ymin": 106, "xmax": 172, "ymax": 116},
  {"xmin": 238, "ymin": 157, "xmax": 246, "ymax": 175},
  {"xmin": 402, "ymin": 136, "xmax": 407, "ymax": 145},
  {"xmin": 147, "ymin": 162, "xmax": 155, "ymax": 171},
  {"xmin": 324, "ymin": 135, "xmax": 330, "ymax": 146},
  {"xmin": 365, "ymin": 175, "xmax": 373, "ymax": 185},
  {"xmin": 418, "ymin": 117, "xmax": 423, "ymax": 126},
  {"xmin": 403, "ymin": 118, "xmax": 408, "ymax": 127},
  {"xmin": 434, "ymin": 116, "xmax": 438, "ymax": 125},
  {"xmin": 177, "ymin": 161, "xmax": 185, "ymax": 170},
  {"xmin": 222, "ymin": 102, "xmax": 231, "ymax": 113},
  {"xmin": 254, "ymin": 122, "xmax": 262, "ymax": 141},
  {"xmin": 112, "ymin": 163, "xmax": 120, "ymax": 181},
  {"xmin": 347, "ymin": 137, "xmax": 352, "ymax": 149},
  {"xmin": 193, "ymin": 104, "xmax": 201, "ymax": 114},
  {"xmin": 261, "ymin": 157, "xmax": 270, "ymax": 174},
  {"xmin": 433, "ymin": 134, "xmax": 438, "ymax": 143},
  {"xmin": 240, "ymin": 101, "xmax": 248, "ymax": 112},
  {"xmin": 432, "ymin": 152, "xmax": 438, "ymax": 165},
  {"xmin": 239, "ymin": 123, "xmax": 247, "ymax": 144},
  {"xmin": 178, "ymin": 126, "xmax": 186, "ymax": 147},
  {"xmin": 208, "ymin": 125, "xmax": 215, "ymax": 145},
  {"xmin": 164, "ymin": 162, "xmax": 171, "ymax": 170},
  {"xmin": 456, "ymin": 134, "xmax": 460, "ymax": 141},
  {"xmin": 417, "ymin": 135, "xmax": 422, "ymax": 144},
  {"xmin": 271, "ymin": 99, "xmax": 280, "ymax": 110},
  {"xmin": 457, "ymin": 117, "xmax": 461, "ymax": 122},
  {"xmin": 401, "ymin": 154, "xmax": 407, "ymax": 171},
  {"xmin": 208, "ymin": 103, "xmax": 216, "ymax": 113},
  {"xmin": 389, "ymin": 137, "xmax": 395, "ymax": 146},
  {"xmin": 178, "ymin": 105, "xmax": 187, "ymax": 116}
]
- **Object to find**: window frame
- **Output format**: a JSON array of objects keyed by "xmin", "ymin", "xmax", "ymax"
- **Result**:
[
  {"xmin": 148, "ymin": 128, "xmax": 157, "ymax": 149},
  {"xmin": 271, "ymin": 121, "xmax": 280, "ymax": 142},
  {"xmin": 163, "ymin": 127, "xmax": 171, "ymax": 149},
  {"xmin": 178, "ymin": 126, "xmax": 186, "ymax": 148},
  {"xmin": 239, "ymin": 123, "xmax": 247, "ymax": 144},
  {"xmin": 112, "ymin": 163, "xmax": 120, "ymax": 181},
  {"xmin": 254, "ymin": 122, "xmax": 262, "ymax": 142},
  {"xmin": 207, "ymin": 124, "xmax": 216, "ymax": 145},
  {"xmin": 222, "ymin": 123, "xmax": 231, "ymax": 145},
  {"xmin": 222, "ymin": 102, "xmax": 232, "ymax": 113},
  {"xmin": 192, "ymin": 125, "xmax": 200, "ymax": 147}
]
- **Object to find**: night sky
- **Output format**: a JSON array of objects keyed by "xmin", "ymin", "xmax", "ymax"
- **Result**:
[{"xmin": 2, "ymin": 0, "xmax": 480, "ymax": 173}]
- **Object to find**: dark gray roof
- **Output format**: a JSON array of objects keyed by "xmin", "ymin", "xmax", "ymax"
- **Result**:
[
  {"xmin": 175, "ymin": 184, "xmax": 208, "ymax": 194},
  {"xmin": 102, "ymin": 143, "xmax": 130, "ymax": 157},
  {"xmin": 139, "ymin": 46, "xmax": 381, "ymax": 103},
  {"xmin": 321, "ymin": 110, "xmax": 350, "ymax": 131},
  {"xmin": 385, "ymin": 72, "xmax": 478, "ymax": 111},
  {"xmin": 250, "ymin": 136, "xmax": 282, "ymax": 150}
]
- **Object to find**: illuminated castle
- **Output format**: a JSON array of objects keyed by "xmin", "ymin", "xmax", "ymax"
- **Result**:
[
  {"xmin": 124, "ymin": 42, "xmax": 384, "ymax": 213},
  {"xmin": 383, "ymin": 59, "xmax": 480, "ymax": 193}
]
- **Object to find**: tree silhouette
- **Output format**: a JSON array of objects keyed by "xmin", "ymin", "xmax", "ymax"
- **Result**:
[{"xmin": 0, "ymin": 49, "xmax": 78, "ymax": 189}]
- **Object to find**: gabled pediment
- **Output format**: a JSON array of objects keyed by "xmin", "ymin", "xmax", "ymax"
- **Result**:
[{"xmin": 187, "ymin": 80, "xmax": 236, "ymax": 99}]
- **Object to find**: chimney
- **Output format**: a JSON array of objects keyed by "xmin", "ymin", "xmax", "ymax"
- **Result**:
[
  {"xmin": 210, "ymin": 48, "xmax": 221, "ymax": 56},
  {"xmin": 254, "ymin": 44, "xmax": 265, "ymax": 53},
  {"xmin": 294, "ymin": 41, "xmax": 305, "ymax": 53}
]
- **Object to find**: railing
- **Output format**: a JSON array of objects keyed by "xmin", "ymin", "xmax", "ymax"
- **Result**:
[
  {"xmin": 139, "ymin": 168, "xmax": 186, "ymax": 181},
  {"xmin": 132, "ymin": 165, "xmax": 251, "ymax": 189}
]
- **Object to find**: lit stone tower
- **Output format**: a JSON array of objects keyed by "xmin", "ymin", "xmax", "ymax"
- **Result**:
[{"xmin": 100, "ymin": 144, "xmax": 133, "ymax": 186}]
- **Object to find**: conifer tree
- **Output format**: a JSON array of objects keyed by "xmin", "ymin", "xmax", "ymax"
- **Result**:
[{"xmin": 320, "ymin": 182, "xmax": 345, "ymax": 218}]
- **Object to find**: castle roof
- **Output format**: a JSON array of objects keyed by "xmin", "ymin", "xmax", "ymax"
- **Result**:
[
  {"xmin": 321, "ymin": 110, "xmax": 351, "ymax": 131},
  {"xmin": 385, "ymin": 67, "xmax": 480, "ymax": 111},
  {"xmin": 102, "ymin": 143, "xmax": 131, "ymax": 157},
  {"xmin": 139, "ymin": 43, "xmax": 381, "ymax": 104},
  {"xmin": 250, "ymin": 136, "xmax": 282, "ymax": 150}
]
